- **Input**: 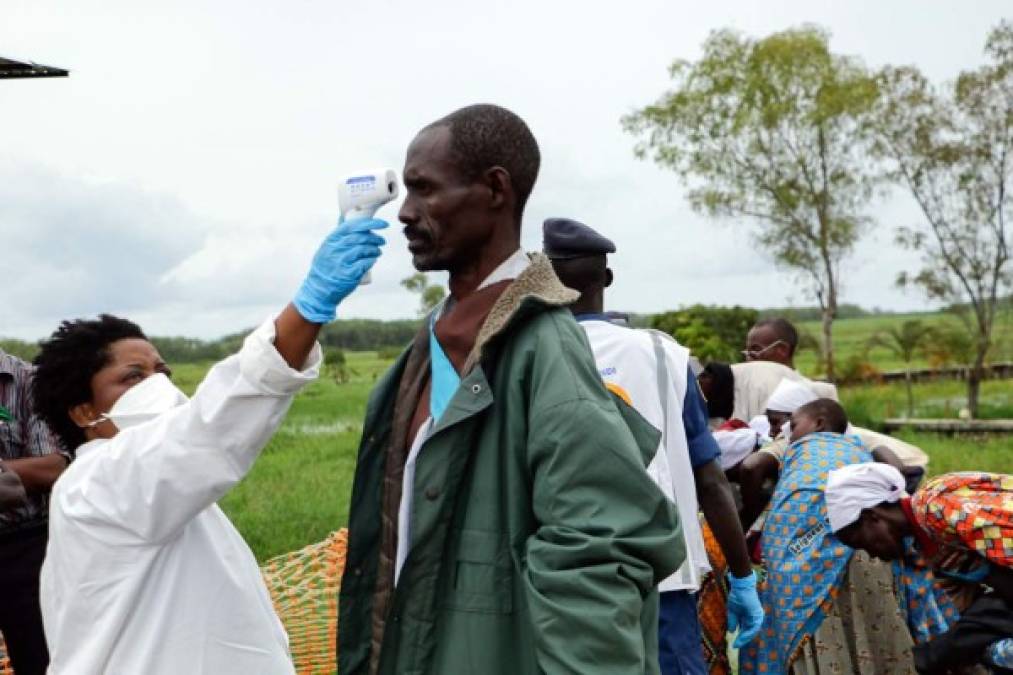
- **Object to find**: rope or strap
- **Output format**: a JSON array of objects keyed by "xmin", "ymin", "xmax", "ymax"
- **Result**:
[{"xmin": 649, "ymin": 330, "xmax": 671, "ymax": 446}]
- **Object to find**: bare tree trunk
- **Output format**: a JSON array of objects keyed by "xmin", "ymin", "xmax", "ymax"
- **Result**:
[
  {"xmin": 967, "ymin": 340, "xmax": 988, "ymax": 419},
  {"xmin": 815, "ymin": 126, "xmax": 838, "ymax": 383},
  {"xmin": 821, "ymin": 308, "xmax": 835, "ymax": 382},
  {"xmin": 905, "ymin": 368, "xmax": 914, "ymax": 418}
]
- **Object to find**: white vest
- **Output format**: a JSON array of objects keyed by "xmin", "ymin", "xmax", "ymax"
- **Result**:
[{"xmin": 580, "ymin": 320, "xmax": 710, "ymax": 592}]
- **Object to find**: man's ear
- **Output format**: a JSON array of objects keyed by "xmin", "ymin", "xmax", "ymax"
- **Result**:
[
  {"xmin": 604, "ymin": 268, "xmax": 614, "ymax": 288},
  {"xmin": 68, "ymin": 402, "xmax": 97, "ymax": 429},
  {"xmin": 484, "ymin": 166, "xmax": 512, "ymax": 211}
]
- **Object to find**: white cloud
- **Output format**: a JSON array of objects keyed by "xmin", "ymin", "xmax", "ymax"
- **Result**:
[
  {"xmin": 2, "ymin": 0, "xmax": 1006, "ymax": 339},
  {"xmin": 0, "ymin": 160, "xmax": 208, "ymax": 335}
]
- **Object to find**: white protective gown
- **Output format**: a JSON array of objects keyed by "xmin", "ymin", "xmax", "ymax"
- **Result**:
[{"xmin": 41, "ymin": 319, "xmax": 320, "ymax": 675}]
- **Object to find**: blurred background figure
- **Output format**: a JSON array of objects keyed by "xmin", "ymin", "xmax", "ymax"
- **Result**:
[{"xmin": 0, "ymin": 350, "xmax": 68, "ymax": 675}]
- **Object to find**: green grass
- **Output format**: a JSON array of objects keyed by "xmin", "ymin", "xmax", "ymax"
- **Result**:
[
  {"xmin": 892, "ymin": 431, "xmax": 1012, "ymax": 477},
  {"xmin": 793, "ymin": 309, "xmax": 1013, "ymax": 375},
  {"xmin": 170, "ymin": 352, "xmax": 391, "ymax": 561},
  {"xmin": 839, "ymin": 378, "xmax": 1013, "ymax": 427},
  {"xmin": 168, "ymin": 348, "xmax": 1010, "ymax": 562}
]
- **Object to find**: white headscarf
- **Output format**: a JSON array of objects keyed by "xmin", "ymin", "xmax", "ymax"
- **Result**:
[
  {"xmin": 764, "ymin": 378, "xmax": 818, "ymax": 414},
  {"xmin": 825, "ymin": 463, "xmax": 907, "ymax": 533}
]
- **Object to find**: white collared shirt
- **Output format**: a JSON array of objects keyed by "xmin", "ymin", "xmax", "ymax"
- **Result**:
[
  {"xmin": 395, "ymin": 249, "xmax": 529, "ymax": 585},
  {"xmin": 41, "ymin": 319, "xmax": 320, "ymax": 675},
  {"xmin": 477, "ymin": 248, "xmax": 530, "ymax": 291}
]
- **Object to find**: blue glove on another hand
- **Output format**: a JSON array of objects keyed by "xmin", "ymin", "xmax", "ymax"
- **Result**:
[
  {"xmin": 293, "ymin": 218, "xmax": 388, "ymax": 324},
  {"xmin": 939, "ymin": 561, "xmax": 992, "ymax": 583},
  {"xmin": 727, "ymin": 570, "xmax": 765, "ymax": 649}
]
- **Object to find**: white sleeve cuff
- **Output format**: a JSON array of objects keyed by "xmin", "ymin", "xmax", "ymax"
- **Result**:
[{"xmin": 239, "ymin": 316, "xmax": 322, "ymax": 395}]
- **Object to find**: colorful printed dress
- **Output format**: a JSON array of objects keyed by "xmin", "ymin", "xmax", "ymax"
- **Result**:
[{"xmin": 740, "ymin": 433, "xmax": 955, "ymax": 674}]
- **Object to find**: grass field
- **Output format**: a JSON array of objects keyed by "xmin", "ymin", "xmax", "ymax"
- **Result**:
[
  {"xmin": 793, "ymin": 309, "xmax": 1013, "ymax": 374},
  {"xmin": 171, "ymin": 352, "xmax": 391, "ymax": 561},
  {"xmin": 171, "ymin": 347, "xmax": 1011, "ymax": 562},
  {"xmin": 840, "ymin": 378, "xmax": 1013, "ymax": 425}
]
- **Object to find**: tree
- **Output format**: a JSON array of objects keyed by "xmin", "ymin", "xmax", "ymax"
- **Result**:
[
  {"xmin": 651, "ymin": 304, "xmax": 758, "ymax": 362},
  {"xmin": 866, "ymin": 320, "xmax": 937, "ymax": 417},
  {"xmin": 923, "ymin": 322, "xmax": 977, "ymax": 370},
  {"xmin": 324, "ymin": 346, "xmax": 350, "ymax": 384},
  {"xmin": 401, "ymin": 273, "xmax": 446, "ymax": 317},
  {"xmin": 871, "ymin": 21, "xmax": 1011, "ymax": 417},
  {"xmin": 0, "ymin": 338, "xmax": 39, "ymax": 362},
  {"xmin": 623, "ymin": 26, "xmax": 884, "ymax": 381}
]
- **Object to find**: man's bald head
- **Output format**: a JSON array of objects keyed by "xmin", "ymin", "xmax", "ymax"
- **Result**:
[
  {"xmin": 399, "ymin": 104, "xmax": 538, "ymax": 282},
  {"xmin": 745, "ymin": 317, "xmax": 799, "ymax": 367},
  {"xmin": 424, "ymin": 104, "xmax": 540, "ymax": 222}
]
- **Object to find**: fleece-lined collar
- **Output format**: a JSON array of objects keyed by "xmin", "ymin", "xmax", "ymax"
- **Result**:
[{"xmin": 462, "ymin": 252, "xmax": 578, "ymax": 372}]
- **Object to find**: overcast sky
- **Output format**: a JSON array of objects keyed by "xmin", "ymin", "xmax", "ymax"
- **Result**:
[{"xmin": 2, "ymin": 0, "xmax": 1009, "ymax": 340}]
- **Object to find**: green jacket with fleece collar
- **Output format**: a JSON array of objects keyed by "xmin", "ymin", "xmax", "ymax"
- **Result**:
[{"xmin": 338, "ymin": 253, "xmax": 685, "ymax": 675}]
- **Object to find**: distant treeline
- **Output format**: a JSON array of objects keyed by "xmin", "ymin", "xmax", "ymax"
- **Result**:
[
  {"xmin": 4, "ymin": 299, "xmax": 1008, "ymax": 365},
  {"xmin": 1, "ymin": 318, "xmax": 423, "ymax": 364},
  {"xmin": 759, "ymin": 297, "xmax": 1012, "ymax": 323},
  {"xmin": 757, "ymin": 303, "xmax": 881, "ymax": 322}
]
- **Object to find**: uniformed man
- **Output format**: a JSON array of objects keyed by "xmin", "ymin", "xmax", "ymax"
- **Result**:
[{"xmin": 544, "ymin": 217, "xmax": 764, "ymax": 675}]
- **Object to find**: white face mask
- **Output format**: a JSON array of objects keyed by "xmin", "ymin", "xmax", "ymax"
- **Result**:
[{"xmin": 90, "ymin": 373, "xmax": 189, "ymax": 431}]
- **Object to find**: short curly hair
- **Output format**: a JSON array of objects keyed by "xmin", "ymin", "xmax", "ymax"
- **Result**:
[
  {"xmin": 426, "ymin": 104, "xmax": 540, "ymax": 220},
  {"xmin": 796, "ymin": 398, "xmax": 849, "ymax": 434},
  {"xmin": 32, "ymin": 315, "xmax": 147, "ymax": 450}
]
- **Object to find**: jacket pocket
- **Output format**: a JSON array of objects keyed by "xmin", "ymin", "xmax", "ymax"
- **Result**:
[{"xmin": 443, "ymin": 529, "xmax": 513, "ymax": 615}]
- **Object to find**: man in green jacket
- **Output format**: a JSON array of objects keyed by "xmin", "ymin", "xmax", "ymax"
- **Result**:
[{"xmin": 338, "ymin": 104, "xmax": 685, "ymax": 675}]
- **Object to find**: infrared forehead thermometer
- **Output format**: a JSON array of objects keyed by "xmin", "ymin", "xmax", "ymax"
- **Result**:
[{"xmin": 338, "ymin": 169, "xmax": 399, "ymax": 284}]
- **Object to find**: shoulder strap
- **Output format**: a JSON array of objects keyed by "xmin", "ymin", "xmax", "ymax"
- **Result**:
[{"xmin": 649, "ymin": 331, "xmax": 670, "ymax": 445}]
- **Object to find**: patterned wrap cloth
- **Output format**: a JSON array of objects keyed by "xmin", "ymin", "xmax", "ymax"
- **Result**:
[
  {"xmin": 697, "ymin": 521, "xmax": 731, "ymax": 674},
  {"xmin": 741, "ymin": 433, "xmax": 955, "ymax": 674},
  {"xmin": 909, "ymin": 472, "xmax": 1013, "ymax": 570},
  {"xmin": 892, "ymin": 539, "xmax": 961, "ymax": 644}
]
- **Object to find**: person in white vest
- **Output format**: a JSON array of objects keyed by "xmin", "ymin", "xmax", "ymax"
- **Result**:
[
  {"xmin": 544, "ymin": 217, "xmax": 763, "ymax": 675},
  {"xmin": 29, "ymin": 215, "xmax": 389, "ymax": 674}
]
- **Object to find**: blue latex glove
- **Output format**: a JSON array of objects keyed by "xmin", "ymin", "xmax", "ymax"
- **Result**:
[
  {"xmin": 293, "ymin": 218, "xmax": 388, "ymax": 323},
  {"xmin": 938, "ymin": 561, "xmax": 991, "ymax": 583},
  {"xmin": 987, "ymin": 638, "xmax": 1013, "ymax": 669},
  {"xmin": 727, "ymin": 570, "xmax": 764, "ymax": 648}
]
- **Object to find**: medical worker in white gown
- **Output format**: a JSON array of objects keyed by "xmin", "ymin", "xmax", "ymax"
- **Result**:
[{"xmin": 32, "ymin": 216, "xmax": 388, "ymax": 674}]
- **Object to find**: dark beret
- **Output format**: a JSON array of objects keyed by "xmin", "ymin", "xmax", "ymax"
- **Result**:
[{"xmin": 542, "ymin": 217, "xmax": 616, "ymax": 259}]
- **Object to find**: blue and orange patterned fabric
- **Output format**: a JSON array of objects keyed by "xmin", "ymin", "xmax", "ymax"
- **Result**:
[
  {"xmin": 740, "ymin": 433, "xmax": 955, "ymax": 673},
  {"xmin": 910, "ymin": 472, "xmax": 1013, "ymax": 569},
  {"xmin": 740, "ymin": 432, "xmax": 869, "ymax": 673},
  {"xmin": 892, "ymin": 538, "xmax": 959, "ymax": 644}
]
